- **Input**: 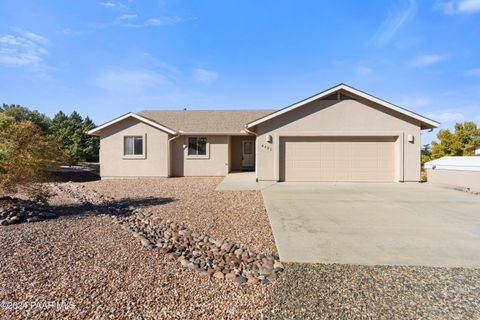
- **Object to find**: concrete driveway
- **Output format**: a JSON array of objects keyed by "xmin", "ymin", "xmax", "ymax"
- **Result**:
[{"xmin": 260, "ymin": 182, "xmax": 480, "ymax": 267}]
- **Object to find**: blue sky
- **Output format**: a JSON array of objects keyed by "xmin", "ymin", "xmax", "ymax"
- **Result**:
[{"xmin": 1, "ymin": 0, "xmax": 480, "ymax": 144}]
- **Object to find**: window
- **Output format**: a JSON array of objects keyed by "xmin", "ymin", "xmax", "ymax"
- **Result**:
[
  {"xmin": 188, "ymin": 137, "xmax": 207, "ymax": 156},
  {"xmin": 243, "ymin": 141, "xmax": 253, "ymax": 154},
  {"xmin": 124, "ymin": 136, "xmax": 143, "ymax": 156}
]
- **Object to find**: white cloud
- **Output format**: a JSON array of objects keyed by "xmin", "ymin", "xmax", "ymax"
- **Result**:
[
  {"xmin": 464, "ymin": 68, "xmax": 480, "ymax": 76},
  {"xmin": 145, "ymin": 17, "xmax": 178, "ymax": 26},
  {"xmin": 14, "ymin": 29, "xmax": 48, "ymax": 44},
  {"xmin": 192, "ymin": 68, "xmax": 218, "ymax": 84},
  {"xmin": 99, "ymin": 2, "xmax": 119, "ymax": 8},
  {"xmin": 436, "ymin": 0, "xmax": 480, "ymax": 14},
  {"xmin": 459, "ymin": 0, "xmax": 480, "ymax": 12},
  {"xmin": 409, "ymin": 53, "xmax": 446, "ymax": 67},
  {"xmin": 90, "ymin": 68, "xmax": 171, "ymax": 93},
  {"xmin": 0, "ymin": 31, "xmax": 48, "ymax": 68},
  {"xmin": 55, "ymin": 28, "xmax": 87, "ymax": 36},
  {"xmin": 93, "ymin": 15, "xmax": 193, "ymax": 29},
  {"xmin": 356, "ymin": 66, "xmax": 373, "ymax": 75},
  {"xmin": 123, "ymin": 16, "xmax": 193, "ymax": 28},
  {"xmin": 117, "ymin": 14, "xmax": 138, "ymax": 20},
  {"xmin": 399, "ymin": 96, "xmax": 434, "ymax": 108},
  {"xmin": 427, "ymin": 112, "xmax": 465, "ymax": 122},
  {"xmin": 371, "ymin": 0, "xmax": 417, "ymax": 45}
]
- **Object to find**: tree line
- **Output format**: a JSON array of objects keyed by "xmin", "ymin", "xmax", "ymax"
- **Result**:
[
  {"xmin": 422, "ymin": 121, "xmax": 480, "ymax": 164},
  {"xmin": 0, "ymin": 104, "xmax": 99, "ymax": 164},
  {"xmin": 0, "ymin": 104, "xmax": 99, "ymax": 200}
]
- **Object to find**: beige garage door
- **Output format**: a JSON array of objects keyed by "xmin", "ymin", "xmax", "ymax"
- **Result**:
[{"xmin": 281, "ymin": 136, "xmax": 396, "ymax": 182}]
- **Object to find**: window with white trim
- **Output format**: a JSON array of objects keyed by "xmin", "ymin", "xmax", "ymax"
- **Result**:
[
  {"xmin": 124, "ymin": 136, "xmax": 143, "ymax": 156},
  {"xmin": 188, "ymin": 137, "xmax": 207, "ymax": 156}
]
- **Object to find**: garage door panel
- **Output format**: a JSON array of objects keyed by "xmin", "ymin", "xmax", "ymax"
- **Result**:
[{"xmin": 282, "ymin": 136, "xmax": 395, "ymax": 182}]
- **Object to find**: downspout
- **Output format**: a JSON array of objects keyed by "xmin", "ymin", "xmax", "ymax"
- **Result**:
[{"xmin": 244, "ymin": 126, "xmax": 259, "ymax": 182}]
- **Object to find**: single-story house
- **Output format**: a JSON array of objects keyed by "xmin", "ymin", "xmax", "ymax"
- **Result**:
[
  {"xmin": 88, "ymin": 83, "xmax": 439, "ymax": 182},
  {"xmin": 424, "ymin": 156, "xmax": 480, "ymax": 192}
]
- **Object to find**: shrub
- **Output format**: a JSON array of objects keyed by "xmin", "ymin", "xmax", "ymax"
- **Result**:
[{"xmin": 0, "ymin": 114, "xmax": 65, "ymax": 201}]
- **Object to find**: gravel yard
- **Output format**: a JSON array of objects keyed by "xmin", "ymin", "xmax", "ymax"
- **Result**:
[
  {"xmin": 266, "ymin": 263, "xmax": 480, "ymax": 319},
  {"xmin": 2, "ymin": 179, "xmax": 480, "ymax": 319},
  {"xmin": 1, "ymin": 179, "xmax": 278, "ymax": 319},
  {"xmin": 80, "ymin": 177, "xmax": 277, "ymax": 255},
  {"xmin": 0, "ymin": 214, "xmax": 274, "ymax": 319}
]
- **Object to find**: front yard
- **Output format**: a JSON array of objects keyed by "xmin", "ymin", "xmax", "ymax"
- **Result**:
[
  {"xmin": 1, "ymin": 177, "xmax": 480, "ymax": 319},
  {"xmin": 0, "ymin": 177, "xmax": 276, "ymax": 319},
  {"xmin": 80, "ymin": 177, "xmax": 277, "ymax": 255}
]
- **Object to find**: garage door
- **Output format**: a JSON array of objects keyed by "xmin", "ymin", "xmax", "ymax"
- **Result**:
[{"xmin": 281, "ymin": 136, "xmax": 395, "ymax": 182}]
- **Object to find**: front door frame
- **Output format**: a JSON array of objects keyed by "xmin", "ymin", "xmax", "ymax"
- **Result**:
[{"xmin": 242, "ymin": 140, "xmax": 255, "ymax": 168}]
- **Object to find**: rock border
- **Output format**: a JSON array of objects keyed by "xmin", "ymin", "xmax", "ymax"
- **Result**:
[
  {"xmin": 115, "ymin": 211, "xmax": 283, "ymax": 285},
  {"xmin": 0, "ymin": 196, "xmax": 57, "ymax": 226},
  {"xmin": 55, "ymin": 182, "xmax": 284, "ymax": 285}
]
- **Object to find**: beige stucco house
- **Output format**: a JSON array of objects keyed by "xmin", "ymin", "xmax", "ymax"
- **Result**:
[{"xmin": 88, "ymin": 84, "xmax": 439, "ymax": 182}]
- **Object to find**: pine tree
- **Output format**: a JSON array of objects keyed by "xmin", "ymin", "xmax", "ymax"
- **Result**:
[{"xmin": 82, "ymin": 117, "xmax": 99, "ymax": 162}]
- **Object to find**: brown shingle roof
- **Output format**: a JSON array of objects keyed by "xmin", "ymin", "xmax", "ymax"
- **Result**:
[{"xmin": 137, "ymin": 109, "xmax": 276, "ymax": 134}]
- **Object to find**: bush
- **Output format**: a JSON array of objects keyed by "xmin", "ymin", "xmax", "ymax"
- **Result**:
[{"xmin": 0, "ymin": 114, "xmax": 65, "ymax": 200}]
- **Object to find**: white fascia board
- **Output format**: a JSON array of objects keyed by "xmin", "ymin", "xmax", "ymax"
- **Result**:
[
  {"xmin": 179, "ymin": 131, "xmax": 251, "ymax": 136},
  {"xmin": 87, "ymin": 112, "xmax": 177, "ymax": 135},
  {"xmin": 245, "ymin": 84, "xmax": 440, "ymax": 129}
]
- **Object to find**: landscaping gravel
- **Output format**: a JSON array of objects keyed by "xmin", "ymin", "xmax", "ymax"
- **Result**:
[
  {"xmin": 0, "ymin": 213, "xmax": 275, "ymax": 319},
  {"xmin": 80, "ymin": 177, "xmax": 277, "ymax": 255},
  {"xmin": 265, "ymin": 263, "xmax": 480, "ymax": 319},
  {"xmin": 2, "ymin": 180, "xmax": 480, "ymax": 319}
]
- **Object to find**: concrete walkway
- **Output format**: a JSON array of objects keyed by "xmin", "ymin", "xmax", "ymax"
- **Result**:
[
  {"xmin": 261, "ymin": 182, "xmax": 480, "ymax": 267},
  {"xmin": 215, "ymin": 172, "xmax": 259, "ymax": 191}
]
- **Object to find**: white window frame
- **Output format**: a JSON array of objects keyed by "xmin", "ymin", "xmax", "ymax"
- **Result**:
[
  {"xmin": 186, "ymin": 136, "xmax": 209, "ymax": 159},
  {"xmin": 123, "ymin": 134, "xmax": 146, "ymax": 159}
]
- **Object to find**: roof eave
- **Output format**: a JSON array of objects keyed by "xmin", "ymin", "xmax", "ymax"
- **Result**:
[{"xmin": 87, "ymin": 112, "xmax": 177, "ymax": 136}]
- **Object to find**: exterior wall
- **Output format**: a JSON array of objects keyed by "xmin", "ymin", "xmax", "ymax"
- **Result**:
[
  {"xmin": 99, "ymin": 117, "xmax": 169, "ymax": 178},
  {"xmin": 170, "ymin": 135, "xmax": 229, "ymax": 176},
  {"xmin": 230, "ymin": 136, "xmax": 256, "ymax": 171},
  {"xmin": 255, "ymin": 98, "xmax": 421, "ymax": 182},
  {"xmin": 426, "ymin": 169, "xmax": 480, "ymax": 193}
]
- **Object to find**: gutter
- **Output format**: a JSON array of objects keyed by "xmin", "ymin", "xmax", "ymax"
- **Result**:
[
  {"xmin": 168, "ymin": 131, "xmax": 181, "ymax": 142},
  {"xmin": 243, "ymin": 126, "xmax": 256, "ymax": 136}
]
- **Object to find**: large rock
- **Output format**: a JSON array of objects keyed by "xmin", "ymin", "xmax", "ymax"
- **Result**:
[
  {"xmin": 9, "ymin": 216, "xmax": 20, "ymax": 224},
  {"xmin": 274, "ymin": 261, "xmax": 284, "ymax": 272},
  {"xmin": 259, "ymin": 265, "xmax": 273, "ymax": 276},
  {"xmin": 27, "ymin": 216, "xmax": 40, "ymax": 223},
  {"xmin": 234, "ymin": 248, "xmax": 243, "ymax": 257},
  {"xmin": 209, "ymin": 238, "xmax": 223, "ymax": 248},
  {"xmin": 225, "ymin": 272, "xmax": 237, "ymax": 281},
  {"xmin": 234, "ymin": 276, "xmax": 247, "ymax": 284}
]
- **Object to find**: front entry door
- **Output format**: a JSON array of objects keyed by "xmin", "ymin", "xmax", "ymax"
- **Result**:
[{"xmin": 242, "ymin": 140, "xmax": 254, "ymax": 167}]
